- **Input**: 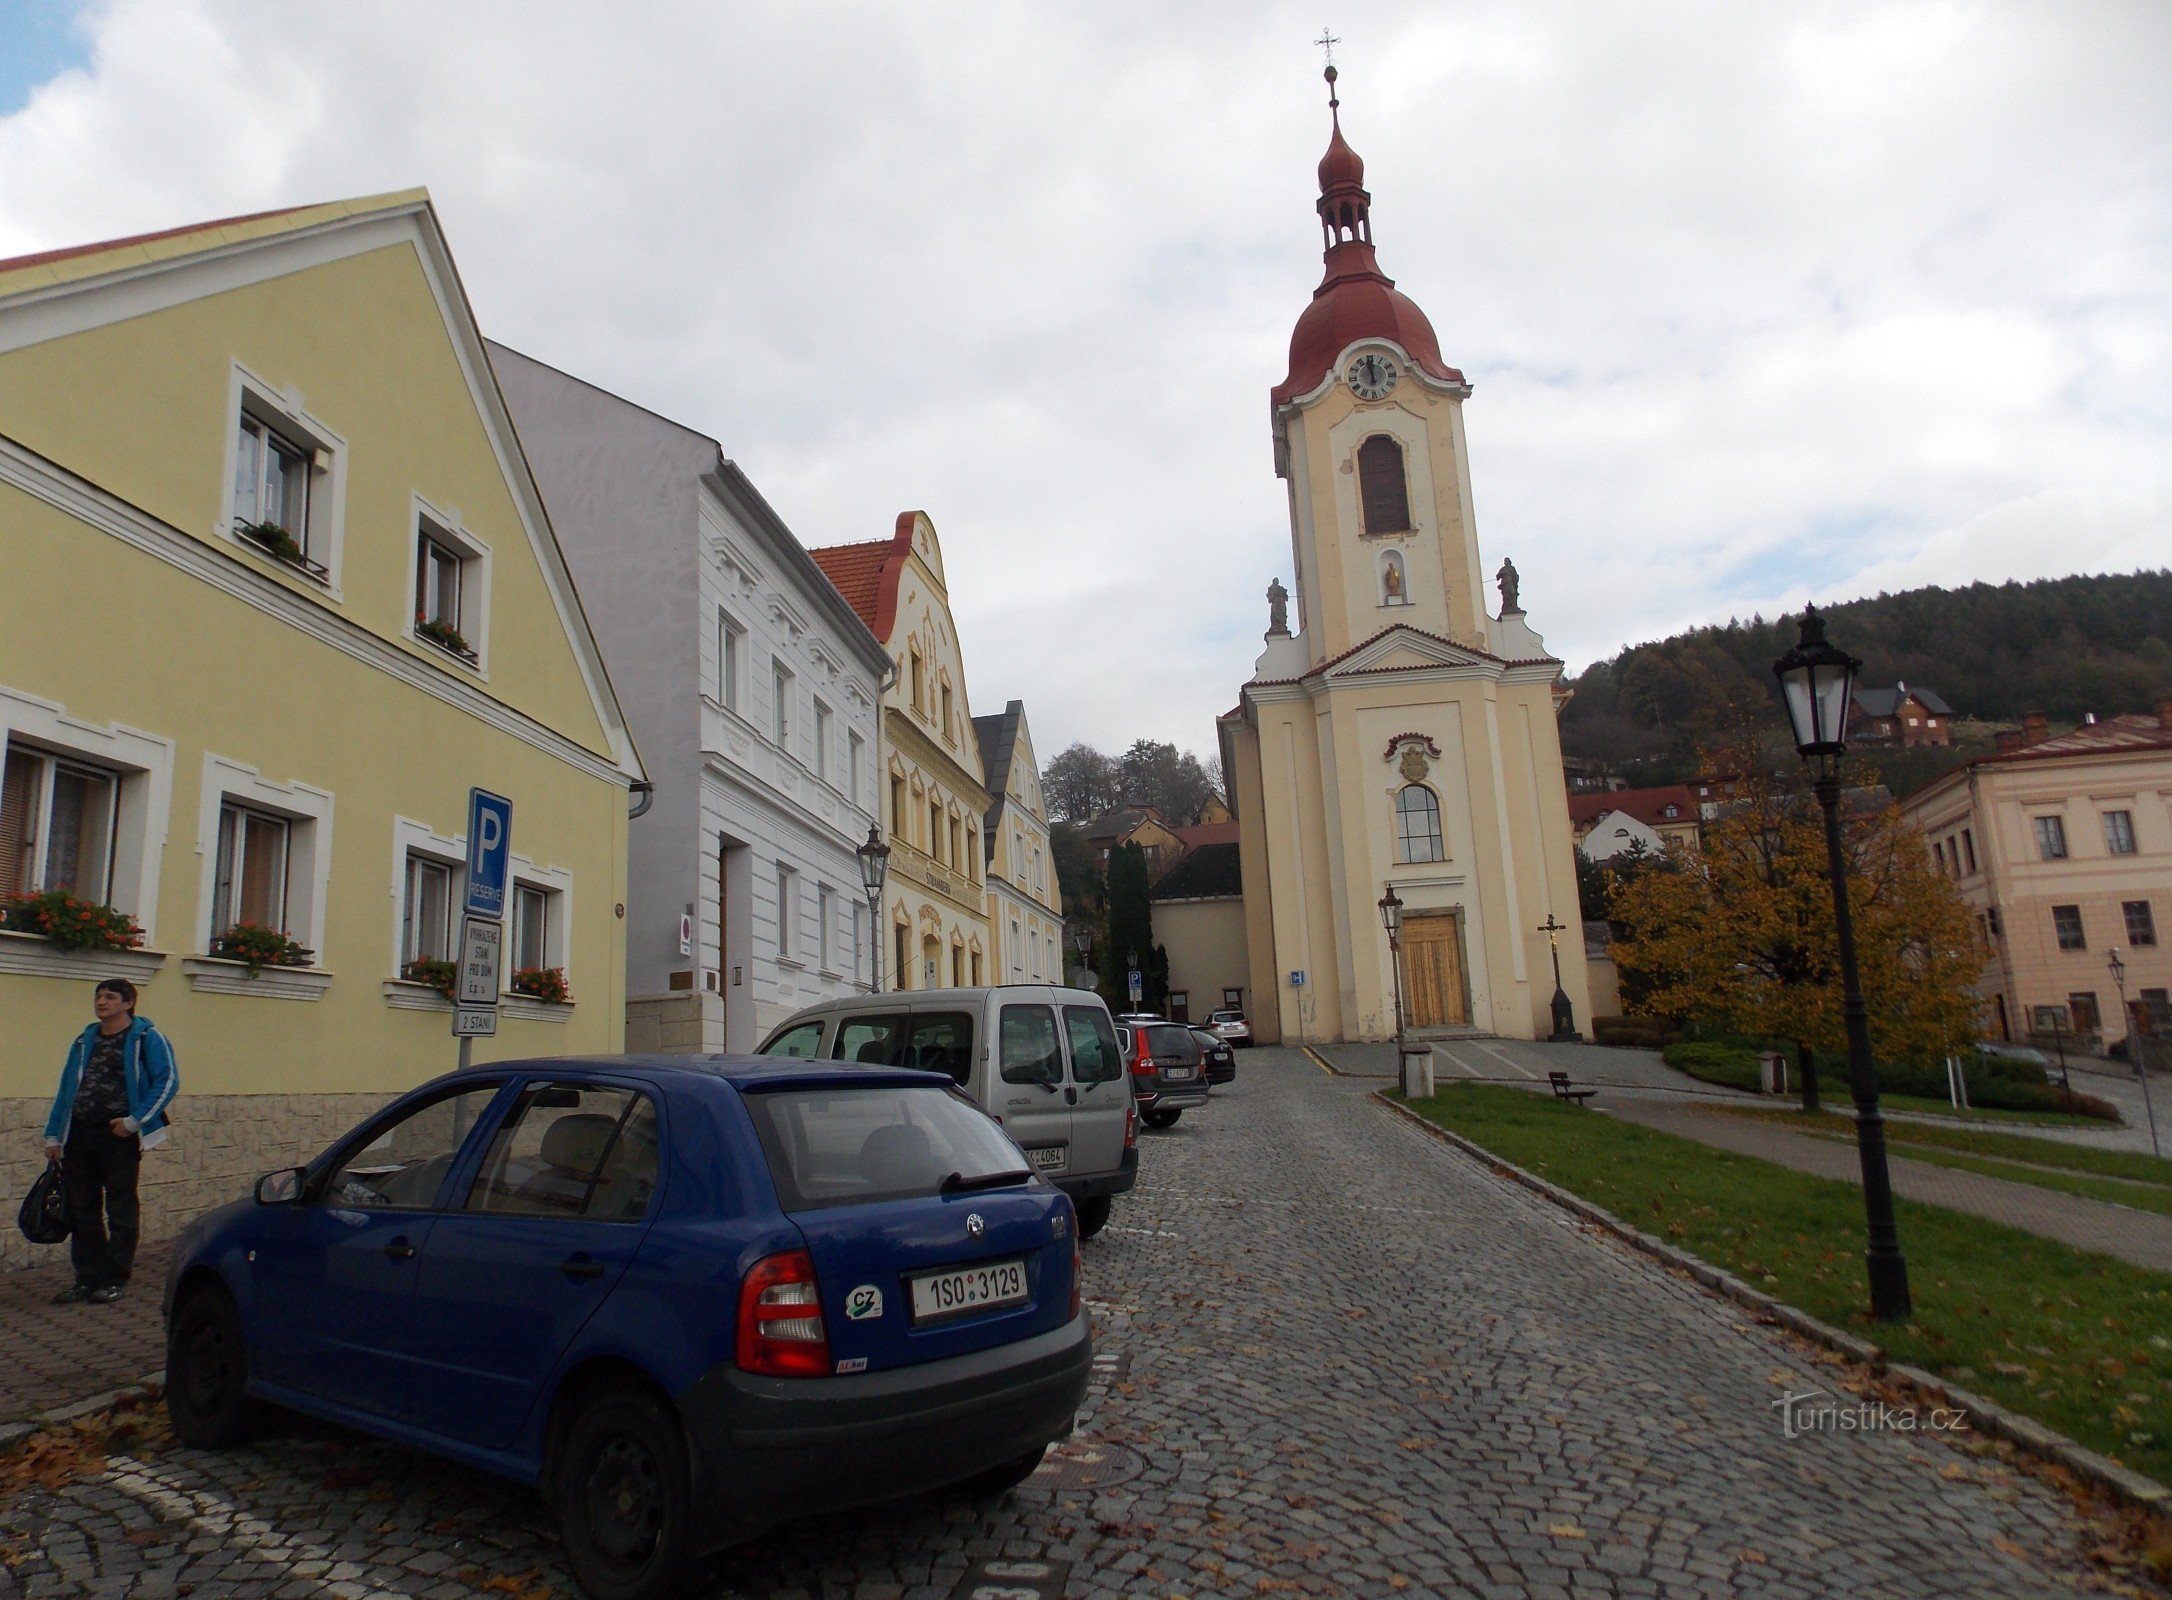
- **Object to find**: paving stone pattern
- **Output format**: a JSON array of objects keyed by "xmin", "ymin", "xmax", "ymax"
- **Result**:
[
  {"xmin": 0, "ymin": 1051, "xmax": 2149, "ymax": 1599},
  {"xmin": 0, "ymin": 1251, "xmax": 167, "ymax": 1424}
]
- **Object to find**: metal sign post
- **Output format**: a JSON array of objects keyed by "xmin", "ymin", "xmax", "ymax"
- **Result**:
[
  {"xmin": 1127, "ymin": 968, "xmax": 1143, "ymax": 1009},
  {"xmin": 456, "ymin": 788, "xmax": 512, "ymax": 1069}
]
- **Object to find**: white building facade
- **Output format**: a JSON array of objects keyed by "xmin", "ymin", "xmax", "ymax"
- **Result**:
[
  {"xmin": 976, "ymin": 701, "xmax": 1064, "ymax": 984},
  {"xmin": 491, "ymin": 344, "xmax": 888, "ymax": 1050}
]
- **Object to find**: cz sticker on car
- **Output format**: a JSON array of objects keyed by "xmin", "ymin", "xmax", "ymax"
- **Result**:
[
  {"xmin": 845, "ymin": 1285, "xmax": 884, "ymax": 1321},
  {"xmin": 909, "ymin": 1258, "xmax": 1028, "ymax": 1324}
]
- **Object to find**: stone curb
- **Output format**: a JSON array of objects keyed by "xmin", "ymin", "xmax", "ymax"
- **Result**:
[
  {"xmin": 1372, "ymin": 1089, "xmax": 2172, "ymax": 1520},
  {"xmin": 0, "ymin": 1369, "xmax": 165, "ymax": 1458}
]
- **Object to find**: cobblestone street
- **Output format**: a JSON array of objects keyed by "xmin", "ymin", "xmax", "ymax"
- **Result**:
[{"xmin": 1, "ymin": 1049, "xmax": 2155, "ymax": 1599}]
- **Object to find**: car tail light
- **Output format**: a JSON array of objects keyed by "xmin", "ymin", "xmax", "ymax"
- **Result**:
[
  {"xmin": 736, "ymin": 1249, "xmax": 829, "ymax": 1378},
  {"xmin": 1069, "ymin": 1244, "xmax": 1081, "ymax": 1320}
]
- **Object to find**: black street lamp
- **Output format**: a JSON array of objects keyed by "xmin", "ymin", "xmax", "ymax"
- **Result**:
[
  {"xmin": 1069, "ymin": 923, "xmax": 1094, "ymax": 987},
  {"xmin": 1774, "ymin": 605, "xmax": 1911, "ymax": 1322},
  {"xmin": 855, "ymin": 825, "xmax": 890, "ymax": 993},
  {"xmin": 1379, "ymin": 886, "xmax": 1427, "ymax": 1096},
  {"xmin": 1538, "ymin": 913, "xmax": 1579, "ymax": 1042},
  {"xmin": 2111, "ymin": 947, "xmax": 2162, "ymax": 1157}
]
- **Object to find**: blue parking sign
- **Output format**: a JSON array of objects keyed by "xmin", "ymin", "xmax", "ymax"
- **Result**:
[{"xmin": 464, "ymin": 788, "xmax": 513, "ymax": 920}]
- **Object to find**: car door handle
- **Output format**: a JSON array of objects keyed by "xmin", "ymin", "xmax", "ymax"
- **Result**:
[
  {"xmin": 381, "ymin": 1239, "xmax": 416, "ymax": 1262},
  {"xmin": 1064, "ymin": 1086, "xmax": 1078, "ymax": 1105},
  {"xmin": 560, "ymin": 1254, "xmax": 605, "ymax": 1282}
]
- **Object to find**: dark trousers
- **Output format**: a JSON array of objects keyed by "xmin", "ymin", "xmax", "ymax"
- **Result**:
[{"xmin": 62, "ymin": 1122, "xmax": 141, "ymax": 1290}]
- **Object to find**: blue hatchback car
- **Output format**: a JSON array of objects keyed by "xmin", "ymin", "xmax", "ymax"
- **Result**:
[{"xmin": 162, "ymin": 1056, "xmax": 1091, "ymax": 1600}]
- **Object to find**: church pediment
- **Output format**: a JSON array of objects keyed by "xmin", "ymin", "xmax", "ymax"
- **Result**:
[{"xmin": 1312, "ymin": 624, "xmax": 1501, "ymax": 680}]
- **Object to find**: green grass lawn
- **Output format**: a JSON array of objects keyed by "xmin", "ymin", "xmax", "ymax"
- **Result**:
[
  {"xmin": 1876, "ymin": 1092, "xmax": 2122, "ymax": 1129},
  {"xmin": 1721, "ymin": 1106, "xmax": 2172, "ymax": 1216},
  {"xmin": 1398, "ymin": 1082, "xmax": 2172, "ymax": 1489}
]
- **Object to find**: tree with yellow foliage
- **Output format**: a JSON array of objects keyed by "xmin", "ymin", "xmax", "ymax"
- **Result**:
[{"xmin": 1609, "ymin": 743, "xmax": 1981, "ymax": 1065}]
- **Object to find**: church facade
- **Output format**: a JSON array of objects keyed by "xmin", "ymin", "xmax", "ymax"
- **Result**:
[{"xmin": 1221, "ymin": 71, "xmax": 1589, "ymax": 1046}]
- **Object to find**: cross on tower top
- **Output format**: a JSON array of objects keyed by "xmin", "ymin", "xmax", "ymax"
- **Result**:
[{"xmin": 1317, "ymin": 27, "xmax": 1341, "ymax": 101}]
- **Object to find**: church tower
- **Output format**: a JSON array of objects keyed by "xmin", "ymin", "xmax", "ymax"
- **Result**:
[{"xmin": 1222, "ymin": 67, "xmax": 1589, "ymax": 1046}]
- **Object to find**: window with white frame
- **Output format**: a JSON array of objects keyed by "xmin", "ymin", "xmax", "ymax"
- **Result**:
[
  {"xmin": 231, "ymin": 392, "xmax": 336, "ymax": 574},
  {"xmin": 213, "ymin": 802, "xmax": 291, "ymax": 939},
  {"xmin": 513, "ymin": 882, "xmax": 553, "ymax": 972},
  {"xmin": 2105, "ymin": 810, "xmax": 2137, "ymax": 856},
  {"xmin": 776, "ymin": 862, "xmax": 797, "ymax": 960},
  {"xmin": 813, "ymin": 700, "xmax": 832, "ymax": 781},
  {"xmin": 817, "ymin": 884, "xmax": 834, "ymax": 971},
  {"xmin": 718, "ymin": 611, "xmax": 744, "ymax": 711},
  {"xmin": 402, "ymin": 853, "xmax": 457, "ymax": 965},
  {"xmin": 772, "ymin": 661, "xmax": 793, "ymax": 747},
  {"xmin": 0, "ymin": 741, "xmax": 119, "ymax": 902}
]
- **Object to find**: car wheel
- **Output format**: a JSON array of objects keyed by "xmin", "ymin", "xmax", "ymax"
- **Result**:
[
  {"xmin": 960, "ymin": 1443, "xmax": 1049, "ymax": 1498},
  {"xmin": 166, "ymin": 1284, "xmax": 260, "ymax": 1450},
  {"xmin": 555, "ymin": 1385, "xmax": 691, "ymax": 1600},
  {"xmin": 1075, "ymin": 1195, "xmax": 1112, "ymax": 1239},
  {"xmin": 1143, "ymin": 1109, "xmax": 1181, "ymax": 1129}
]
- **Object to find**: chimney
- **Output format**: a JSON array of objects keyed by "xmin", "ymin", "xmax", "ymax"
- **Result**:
[
  {"xmin": 2158, "ymin": 692, "xmax": 2172, "ymax": 731},
  {"xmin": 2023, "ymin": 712, "xmax": 2050, "ymax": 746},
  {"xmin": 1994, "ymin": 729, "xmax": 2023, "ymax": 754}
]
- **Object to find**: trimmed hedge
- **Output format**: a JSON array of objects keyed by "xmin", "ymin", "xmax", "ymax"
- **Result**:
[
  {"xmin": 1593, "ymin": 1015, "xmax": 1679, "ymax": 1049},
  {"xmin": 1661, "ymin": 1039, "xmax": 2120, "ymax": 1120}
]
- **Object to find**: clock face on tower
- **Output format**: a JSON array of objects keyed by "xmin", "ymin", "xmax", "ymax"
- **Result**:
[{"xmin": 1346, "ymin": 351, "xmax": 1398, "ymax": 400}]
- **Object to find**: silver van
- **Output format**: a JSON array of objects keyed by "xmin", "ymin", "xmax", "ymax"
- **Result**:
[{"xmin": 755, "ymin": 985, "xmax": 1138, "ymax": 1237}]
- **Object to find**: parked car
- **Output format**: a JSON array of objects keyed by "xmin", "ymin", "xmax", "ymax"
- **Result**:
[
  {"xmin": 1114, "ymin": 1021, "xmax": 1212, "ymax": 1128},
  {"xmin": 1190, "ymin": 1026, "xmax": 1236, "ymax": 1086},
  {"xmin": 757, "ymin": 986, "xmax": 1136, "ymax": 1239},
  {"xmin": 1206, "ymin": 1008, "xmax": 1252, "ymax": 1047},
  {"xmin": 163, "ymin": 1057, "xmax": 1090, "ymax": 1600}
]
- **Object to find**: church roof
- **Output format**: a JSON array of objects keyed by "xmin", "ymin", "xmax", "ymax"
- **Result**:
[{"xmin": 1272, "ymin": 71, "xmax": 1464, "ymax": 406}]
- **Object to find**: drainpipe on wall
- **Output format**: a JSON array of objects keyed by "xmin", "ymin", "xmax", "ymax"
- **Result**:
[{"xmin": 628, "ymin": 779, "xmax": 655, "ymax": 820}]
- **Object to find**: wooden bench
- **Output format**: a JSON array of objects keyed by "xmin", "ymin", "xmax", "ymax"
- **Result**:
[{"xmin": 1548, "ymin": 1071, "xmax": 1597, "ymax": 1107}]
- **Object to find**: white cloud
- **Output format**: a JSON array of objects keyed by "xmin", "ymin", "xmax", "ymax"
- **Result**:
[{"xmin": 1, "ymin": 0, "xmax": 2166, "ymax": 758}]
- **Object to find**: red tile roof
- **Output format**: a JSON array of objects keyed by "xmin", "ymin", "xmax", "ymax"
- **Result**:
[
  {"xmin": 807, "ymin": 540, "xmax": 889, "ymax": 630},
  {"xmin": 0, "ymin": 203, "xmax": 314, "ymax": 278},
  {"xmin": 1174, "ymin": 821, "xmax": 1239, "ymax": 850},
  {"xmin": 1993, "ymin": 713, "xmax": 2172, "ymax": 762},
  {"xmin": 1566, "ymin": 784, "xmax": 1699, "ymax": 830},
  {"xmin": 809, "ymin": 513, "xmax": 920, "ymax": 640}
]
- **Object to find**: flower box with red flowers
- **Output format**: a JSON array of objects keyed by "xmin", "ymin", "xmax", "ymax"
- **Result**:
[
  {"xmin": 0, "ymin": 891, "xmax": 144, "ymax": 952},
  {"xmin": 509, "ymin": 966, "xmax": 570, "ymax": 1004},
  {"xmin": 414, "ymin": 615, "xmax": 478, "ymax": 663}
]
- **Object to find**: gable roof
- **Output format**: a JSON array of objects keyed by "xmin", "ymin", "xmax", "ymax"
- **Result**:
[
  {"xmin": 1173, "ymin": 820, "xmax": 1239, "ymax": 850},
  {"xmin": 1854, "ymin": 684, "xmax": 1953, "ymax": 718},
  {"xmin": 973, "ymin": 702, "xmax": 1023, "ymax": 825},
  {"xmin": 808, "ymin": 511, "xmax": 923, "ymax": 642},
  {"xmin": 1567, "ymin": 784, "xmax": 1699, "ymax": 830},
  {"xmin": 1993, "ymin": 713, "xmax": 2172, "ymax": 762},
  {"xmin": 1085, "ymin": 804, "xmax": 1172, "ymax": 844},
  {"xmin": 0, "ymin": 189, "xmax": 643, "ymax": 783},
  {"xmin": 1150, "ymin": 841, "xmax": 1242, "ymax": 900}
]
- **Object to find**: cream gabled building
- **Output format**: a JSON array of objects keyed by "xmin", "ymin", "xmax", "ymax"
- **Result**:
[
  {"xmin": 1221, "ymin": 75, "xmax": 1588, "ymax": 1045},
  {"xmin": 813, "ymin": 514, "xmax": 993, "ymax": 989},
  {"xmin": 976, "ymin": 701, "xmax": 1064, "ymax": 984}
]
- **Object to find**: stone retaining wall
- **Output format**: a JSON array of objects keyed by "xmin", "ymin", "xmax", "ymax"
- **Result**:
[{"xmin": 0, "ymin": 1093, "xmax": 395, "ymax": 1271}]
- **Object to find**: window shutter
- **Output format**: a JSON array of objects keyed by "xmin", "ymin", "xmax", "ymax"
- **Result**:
[
  {"xmin": 0, "ymin": 750, "xmax": 41, "ymax": 894},
  {"xmin": 1358, "ymin": 436, "xmax": 1412, "ymax": 535}
]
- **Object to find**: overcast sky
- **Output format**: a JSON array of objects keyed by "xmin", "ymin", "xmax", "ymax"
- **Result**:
[{"xmin": 2, "ymin": 1, "xmax": 2166, "ymax": 761}]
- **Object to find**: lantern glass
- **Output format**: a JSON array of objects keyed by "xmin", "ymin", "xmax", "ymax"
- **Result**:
[
  {"xmin": 1378, "ymin": 887, "xmax": 1403, "ymax": 939},
  {"xmin": 855, "ymin": 826, "xmax": 890, "ymax": 898},
  {"xmin": 1772, "ymin": 607, "xmax": 1860, "ymax": 757}
]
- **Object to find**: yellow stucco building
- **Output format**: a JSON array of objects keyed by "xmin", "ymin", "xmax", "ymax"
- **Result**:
[
  {"xmin": 813, "ymin": 514, "xmax": 993, "ymax": 989},
  {"xmin": 1222, "ymin": 79, "xmax": 1588, "ymax": 1046},
  {"xmin": 0, "ymin": 194, "xmax": 642, "ymax": 1255}
]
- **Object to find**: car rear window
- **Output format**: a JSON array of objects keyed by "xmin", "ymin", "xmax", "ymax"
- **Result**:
[
  {"xmin": 743, "ymin": 1085, "xmax": 1026, "ymax": 1211},
  {"xmin": 1145, "ymin": 1024, "xmax": 1200, "ymax": 1061}
]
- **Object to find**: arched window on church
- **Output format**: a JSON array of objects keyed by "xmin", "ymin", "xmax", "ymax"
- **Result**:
[
  {"xmin": 1379, "ymin": 549, "xmax": 1408, "ymax": 607},
  {"xmin": 1358, "ymin": 435, "xmax": 1411, "ymax": 535},
  {"xmin": 1396, "ymin": 785, "xmax": 1444, "ymax": 864}
]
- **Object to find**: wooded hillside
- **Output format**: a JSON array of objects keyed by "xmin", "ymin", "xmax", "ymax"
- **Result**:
[{"xmin": 1563, "ymin": 570, "xmax": 2172, "ymax": 786}]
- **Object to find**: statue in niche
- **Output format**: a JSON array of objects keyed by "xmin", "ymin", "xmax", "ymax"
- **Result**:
[
  {"xmin": 1266, "ymin": 576, "xmax": 1291, "ymax": 635},
  {"xmin": 1496, "ymin": 557, "xmax": 1522, "ymax": 614},
  {"xmin": 1382, "ymin": 557, "xmax": 1405, "ymax": 605}
]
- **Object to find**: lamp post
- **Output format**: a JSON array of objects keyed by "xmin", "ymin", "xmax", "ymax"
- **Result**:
[
  {"xmin": 2111, "ymin": 946, "xmax": 2161, "ymax": 1157},
  {"xmin": 1380, "ymin": 886, "xmax": 1429, "ymax": 1097},
  {"xmin": 1538, "ymin": 913, "xmax": 1579, "ymax": 1042},
  {"xmin": 1069, "ymin": 923, "xmax": 1094, "ymax": 989},
  {"xmin": 1773, "ymin": 605, "xmax": 1911, "ymax": 1322},
  {"xmin": 855, "ymin": 825, "xmax": 890, "ymax": 993}
]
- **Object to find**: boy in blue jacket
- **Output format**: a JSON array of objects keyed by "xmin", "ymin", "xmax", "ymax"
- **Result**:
[{"xmin": 42, "ymin": 978, "xmax": 179, "ymax": 1304}]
